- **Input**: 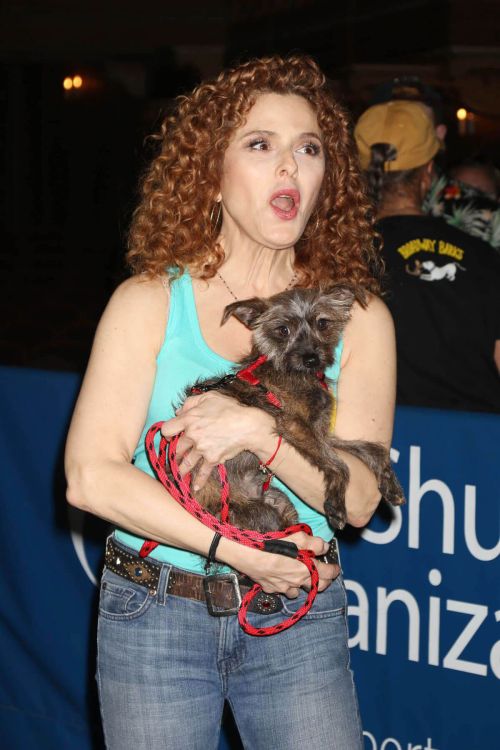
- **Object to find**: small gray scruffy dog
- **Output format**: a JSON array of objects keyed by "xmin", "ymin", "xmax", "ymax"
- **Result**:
[{"xmin": 179, "ymin": 285, "xmax": 405, "ymax": 532}]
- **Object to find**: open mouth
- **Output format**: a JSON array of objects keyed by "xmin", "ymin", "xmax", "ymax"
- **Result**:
[{"xmin": 269, "ymin": 189, "xmax": 300, "ymax": 220}]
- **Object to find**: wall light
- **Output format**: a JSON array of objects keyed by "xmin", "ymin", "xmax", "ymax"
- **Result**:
[{"xmin": 456, "ymin": 107, "xmax": 476, "ymax": 136}]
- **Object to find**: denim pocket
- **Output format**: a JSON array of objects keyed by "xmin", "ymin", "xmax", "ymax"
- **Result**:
[
  {"xmin": 280, "ymin": 575, "xmax": 346, "ymax": 620},
  {"xmin": 98, "ymin": 568, "xmax": 153, "ymax": 621}
]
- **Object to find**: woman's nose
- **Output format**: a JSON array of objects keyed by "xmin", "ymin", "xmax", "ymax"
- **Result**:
[{"xmin": 277, "ymin": 149, "xmax": 298, "ymax": 178}]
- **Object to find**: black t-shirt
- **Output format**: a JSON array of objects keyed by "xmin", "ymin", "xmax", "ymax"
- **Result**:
[{"xmin": 377, "ymin": 214, "xmax": 500, "ymax": 412}]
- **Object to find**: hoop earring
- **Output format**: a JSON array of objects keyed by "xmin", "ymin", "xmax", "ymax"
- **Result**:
[{"xmin": 210, "ymin": 201, "xmax": 222, "ymax": 232}]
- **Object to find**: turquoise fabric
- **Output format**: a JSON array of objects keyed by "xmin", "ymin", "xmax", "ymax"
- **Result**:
[{"xmin": 115, "ymin": 273, "xmax": 343, "ymax": 573}]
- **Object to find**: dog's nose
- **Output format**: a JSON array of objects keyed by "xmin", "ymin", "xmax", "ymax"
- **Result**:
[{"xmin": 302, "ymin": 352, "xmax": 320, "ymax": 369}]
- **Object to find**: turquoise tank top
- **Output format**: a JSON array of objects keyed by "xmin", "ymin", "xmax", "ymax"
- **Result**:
[{"xmin": 115, "ymin": 273, "xmax": 343, "ymax": 574}]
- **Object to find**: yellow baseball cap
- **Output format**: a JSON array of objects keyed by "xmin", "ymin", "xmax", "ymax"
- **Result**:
[{"xmin": 354, "ymin": 100, "xmax": 440, "ymax": 171}]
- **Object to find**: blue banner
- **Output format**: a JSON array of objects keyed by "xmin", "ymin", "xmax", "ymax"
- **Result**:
[
  {"xmin": 0, "ymin": 367, "xmax": 106, "ymax": 748},
  {"xmin": 0, "ymin": 366, "xmax": 498, "ymax": 749},
  {"xmin": 342, "ymin": 407, "xmax": 500, "ymax": 750}
]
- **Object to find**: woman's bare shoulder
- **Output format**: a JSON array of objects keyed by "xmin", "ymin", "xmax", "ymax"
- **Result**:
[
  {"xmin": 100, "ymin": 274, "xmax": 170, "ymax": 352},
  {"xmin": 109, "ymin": 273, "xmax": 170, "ymax": 308},
  {"xmin": 349, "ymin": 293, "xmax": 394, "ymax": 332},
  {"xmin": 341, "ymin": 294, "xmax": 395, "ymax": 365}
]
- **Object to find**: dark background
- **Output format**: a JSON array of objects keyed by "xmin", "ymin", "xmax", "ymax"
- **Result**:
[{"xmin": 2, "ymin": 0, "xmax": 500, "ymax": 372}]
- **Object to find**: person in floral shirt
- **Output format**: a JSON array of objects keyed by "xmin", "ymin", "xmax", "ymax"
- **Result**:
[{"xmin": 424, "ymin": 159, "xmax": 500, "ymax": 251}]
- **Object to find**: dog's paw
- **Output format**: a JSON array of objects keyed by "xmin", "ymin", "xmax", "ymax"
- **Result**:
[
  {"xmin": 262, "ymin": 488, "xmax": 299, "ymax": 528},
  {"xmin": 324, "ymin": 496, "xmax": 347, "ymax": 530},
  {"xmin": 379, "ymin": 466, "xmax": 405, "ymax": 506}
]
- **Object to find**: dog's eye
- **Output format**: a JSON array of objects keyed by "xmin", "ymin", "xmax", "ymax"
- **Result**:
[
  {"xmin": 277, "ymin": 325, "xmax": 290, "ymax": 337},
  {"xmin": 317, "ymin": 318, "xmax": 330, "ymax": 331}
]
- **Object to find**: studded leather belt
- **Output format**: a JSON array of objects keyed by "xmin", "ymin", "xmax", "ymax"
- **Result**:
[{"xmin": 105, "ymin": 535, "xmax": 339, "ymax": 617}]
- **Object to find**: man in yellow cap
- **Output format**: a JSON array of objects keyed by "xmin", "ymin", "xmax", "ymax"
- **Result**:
[{"xmin": 354, "ymin": 101, "xmax": 500, "ymax": 413}]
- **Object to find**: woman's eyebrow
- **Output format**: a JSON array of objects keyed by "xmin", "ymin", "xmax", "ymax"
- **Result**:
[
  {"xmin": 237, "ymin": 129, "xmax": 323, "ymax": 142},
  {"xmin": 300, "ymin": 131, "xmax": 323, "ymax": 141},
  {"xmin": 237, "ymin": 129, "xmax": 274, "ymax": 141}
]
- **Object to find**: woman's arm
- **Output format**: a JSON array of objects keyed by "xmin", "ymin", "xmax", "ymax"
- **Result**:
[
  {"xmin": 330, "ymin": 295, "xmax": 397, "ymax": 526},
  {"xmin": 65, "ymin": 276, "xmax": 333, "ymax": 596},
  {"xmin": 165, "ymin": 295, "xmax": 396, "ymax": 528}
]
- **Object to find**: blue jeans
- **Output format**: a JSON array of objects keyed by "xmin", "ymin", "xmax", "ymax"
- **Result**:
[{"xmin": 96, "ymin": 540, "xmax": 363, "ymax": 750}]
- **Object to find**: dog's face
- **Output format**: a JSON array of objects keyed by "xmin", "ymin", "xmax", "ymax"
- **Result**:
[{"xmin": 221, "ymin": 286, "xmax": 355, "ymax": 373}]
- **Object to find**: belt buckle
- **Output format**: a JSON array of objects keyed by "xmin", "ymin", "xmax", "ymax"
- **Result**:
[{"xmin": 203, "ymin": 572, "xmax": 242, "ymax": 617}]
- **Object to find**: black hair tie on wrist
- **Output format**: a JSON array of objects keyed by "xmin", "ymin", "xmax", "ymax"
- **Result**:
[{"xmin": 204, "ymin": 532, "xmax": 222, "ymax": 574}]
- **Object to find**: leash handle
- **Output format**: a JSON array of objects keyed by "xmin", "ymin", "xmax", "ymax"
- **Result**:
[
  {"xmin": 140, "ymin": 421, "xmax": 320, "ymax": 636},
  {"xmin": 262, "ymin": 539, "xmax": 299, "ymax": 558}
]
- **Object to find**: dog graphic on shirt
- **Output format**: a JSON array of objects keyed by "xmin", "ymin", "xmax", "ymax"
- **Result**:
[{"xmin": 405, "ymin": 259, "xmax": 466, "ymax": 281}]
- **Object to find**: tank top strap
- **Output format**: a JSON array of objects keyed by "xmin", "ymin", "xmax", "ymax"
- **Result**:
[
  {"xmin": 161, "ymin": 272, "xmax": 198, "ymax": 348},
  {"xmin": 159, "ymin": 271, "xmax": 235, "ymax": 370}
]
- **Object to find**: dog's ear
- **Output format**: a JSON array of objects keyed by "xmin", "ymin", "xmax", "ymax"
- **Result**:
[
  {"xmin": 323, "ymin": 284, "xmax": 356, "ymax": 319},
  {"xmin": 221, "ymin": 297, "xmax": 269, "ymax": 328}
]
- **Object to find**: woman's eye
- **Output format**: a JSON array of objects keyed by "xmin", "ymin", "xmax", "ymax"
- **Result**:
[
  {"xmin": 248, "ymin": 139, "xmax": 270, "ymax": 151},
  {"xmin": 298, "ymin": 142, "xmax": 321, "ymax": 156},
  {"xmin": 317, "ymin": 318, "xmax": 329, "ymax": 331},
  {"xmin": 277, "ymin": 325, "xmax": 290, "ymax": 337}
]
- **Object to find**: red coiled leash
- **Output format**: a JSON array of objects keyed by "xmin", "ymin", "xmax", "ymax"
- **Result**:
[{"xmin": 139, "ymin": 423, "xmax": 320, "ymax": 636}]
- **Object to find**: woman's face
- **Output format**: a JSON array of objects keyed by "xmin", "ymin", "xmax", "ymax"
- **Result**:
[{"xmin": 219, "ymin": 93, "xmax": 326, "ymax": 250}]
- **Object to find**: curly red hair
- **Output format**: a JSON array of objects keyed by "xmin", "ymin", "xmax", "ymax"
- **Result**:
[{"xmin": 127, "ymin": 54, "xmax": 381, "ymax": 296}]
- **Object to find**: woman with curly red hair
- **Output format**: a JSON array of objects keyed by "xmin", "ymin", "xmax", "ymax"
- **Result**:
[{"xmin": 65, "ymin": 55, "xmax": 396, "ymax": 749}]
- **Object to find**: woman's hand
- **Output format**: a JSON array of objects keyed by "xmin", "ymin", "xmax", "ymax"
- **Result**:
[
  {"xmin": 220, "ymin": 531, "xmax": 341, "ymax": 599},
  {"xmin": 161, "ymin": 392, "xmax": 275, "ymax": 489}
]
